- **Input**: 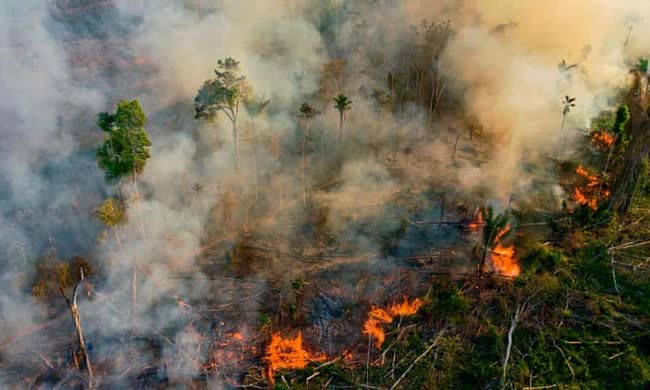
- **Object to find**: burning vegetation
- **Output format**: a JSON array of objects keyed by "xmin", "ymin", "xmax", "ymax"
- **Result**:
[
  {"xmin": 2, "ymin": 1, "xmax": 649, "ymax": 389},
  {"xmin": 490, "ymin": 226, "xmax": 520, "ymax": 278},
  {"xmin": 591, "ymin": 131, "xmax": 616, "ymax": 149},
  {"xmin": 265, "ymin": 332, "xmax": 325, "ymax": 385},
  {"xmin": 363, "ymin": 297, "xmax": 423, "ymax": 347},
  {"xmin": 572, "ymin": 165, "xmax": 610, "ymax": 210}
]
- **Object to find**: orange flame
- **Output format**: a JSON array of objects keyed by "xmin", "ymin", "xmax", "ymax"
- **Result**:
[
  {"xmin": 362, "ymin": 297, "xmax": 423, "ymax": 348},
  {"xmin": 490, "ymin": 226, "xmax": 521, "ymax": 277},
  {"xmin": 591, "ymin": 131, "xmax": 615, "ymax": 149},
  {"xmin": 572, "ymin": 165, "xmax": 609, "ymax": 210},
  {"xmin": 265, "ymin": 332, "xmax": 324, "ymax": 385}
]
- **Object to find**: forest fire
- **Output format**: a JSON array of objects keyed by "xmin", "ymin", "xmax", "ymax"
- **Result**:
[
  {"xmin": 591, "ymin": 131, "xmax": 615, "ymax": 149},
  {"xmin": 363, "ymin": 297, "xmax": 423, "ymax": 348},
  {"xmin": 572, "ymin": 165, "xmax": 609, "ymax": 210},
  {"xmin": 491, "ymin": 227, "xmax": 520, "ymax": 277},
  {"xmin": 265, "ymin": 332, "xmax": 325, "ymax": 385}
]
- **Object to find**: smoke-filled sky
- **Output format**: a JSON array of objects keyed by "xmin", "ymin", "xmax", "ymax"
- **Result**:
[{"xmin": 0, "ymin": 0, "xmax": 648, "ymax": 386}]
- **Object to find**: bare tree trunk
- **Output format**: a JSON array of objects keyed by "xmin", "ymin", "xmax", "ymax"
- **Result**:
[
  {"xmin": 338, "ymin": 113, "xmax": 344, "ymax": 180},
  {"xmin": 62, "ymin": 273, "xmax": 93, "ymax": 389},
  {"xmin": 452, "ymin": 133, "xmax": 461, "ymax": 164},
  {"xmin": 598, "ymin": 133, "xmax": 618, "ymax": 198},
  {"xmin": 132, "ymin": 262, "xmax": 137, "ymax": 323},
  {"xmin": 233, "ymin": 120, "xmax": 240, "ymax": 171},
  {"xmin": 252, "ymin": 121, "xmax": 259, "ymax": 202},
  {"xmin": 502, "ymin": 304, "xmax": 522, "ymax": 386},
  {"xmin": 302, "ymin": 124, "xmax": 308, "ymax": 206},
  {"xmin": 113, "ymin": 226, "xmax": 122, "ymax": 250},
  {"xmin": 132, "ymin": 167, "xmax": 146, "ymax": 238}
]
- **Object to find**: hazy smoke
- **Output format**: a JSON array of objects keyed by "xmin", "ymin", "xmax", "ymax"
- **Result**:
[{"xmin": 1, "ymin": 0, "xmax": 648, "ymax": 386}]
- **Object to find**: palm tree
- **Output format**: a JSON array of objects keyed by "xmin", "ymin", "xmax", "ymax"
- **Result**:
[
  {"xmin": 556, "ymin": 96, "xmax": 576, "ymax": 159},
  {"xmin": 298, "ymin": 102, "xmax": 319, "ymax": 205},
  {"xmin": 479, "ymin": 206, "xmax": 511, "ymax": 282},
  {"xmin": 333, "ymin": 94, "xmax": 352, "ymax": 180}
]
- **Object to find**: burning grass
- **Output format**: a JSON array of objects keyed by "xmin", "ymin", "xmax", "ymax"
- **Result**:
[
  {"xmin": 363, "ymin": 297, "xmax": 423, "ymax": 348},
  {"xmin": 265, "ymin": 332, "xmax": 325, "ymax": 385}
]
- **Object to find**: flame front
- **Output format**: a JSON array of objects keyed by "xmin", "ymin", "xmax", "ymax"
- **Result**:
[
  {"xmin": 572, "ymin": 165, "xmax": 609, "ymax": 210},
  {"xmin": 363, "ymin": 297, "xmax": 423, "ymax": 348},
  {"xmin": 490, "ymin": 226, "xmax": 521, "ymax": 277},
  {"xmin": 265, "ymin": 332, "xmax": 324, "ymax": 385}
]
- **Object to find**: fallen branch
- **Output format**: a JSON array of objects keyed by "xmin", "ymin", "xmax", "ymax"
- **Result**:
[
  {"xmin": 610, "ymin": 255, "xmax": 621, "ymax": 295},
  {"xmin": 389, "ymin": 329, "xmax": 445, "ymax": 390},
  {"xmin": 502, "ymin": 304, "xmax": 523, "ymax": 385}
]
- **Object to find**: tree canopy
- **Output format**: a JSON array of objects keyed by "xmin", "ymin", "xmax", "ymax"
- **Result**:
[
  {"xmin": 96, "ymin": 100, "xmax": 151, "ymax": 181},
  {"xmin": 194, "ymin": 57, "xmax": 252, "ymax": 123}
]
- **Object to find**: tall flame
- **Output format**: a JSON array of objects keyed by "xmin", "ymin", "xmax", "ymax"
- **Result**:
[
  {"xmin": 265, "ymin": 332, "xmax": 324, "ymax": 385},
  {"xmin": 572, "ymin": 165, "xmax": 609, "ymax": 210},
  {"xmin": 362, "ymin": 297, "xmax": 423, "ymax": 348},
  {"xmin": 490, "ymin": 226, "xmax": 521, "ymax": 277}
]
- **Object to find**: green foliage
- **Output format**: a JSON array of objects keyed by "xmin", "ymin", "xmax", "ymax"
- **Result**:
[
  {"xmin": 95, "ymin": 197, "xmax": 126, "ymax": 227},
  {"xmin": 481, "ymin": 205, "xmax": 511, "ymax": 251},
  {"xmin": 426, "ymin": 281, "xmax": 470, "ymax": 323},
  {"xmin": 291, "ymin": 278, "xmax": 306, "ymax": 292},
  {"xmin": 333, "ymin": 94, "xmax": 352, "ymax": 116},
  {"xmin": 612, "ymin": 105, "xmax": 631, "ymax": 142},
  {"xmin": 522, "ymin": 246, "xmax": 563, "ymax": 274},
  {"xmin": 244, "ymin": 96, "xmax": 270, "ymax": 119},
  {"xmin": 639, "ymin": 57, "xmax": 649, "ymax": 74},
  {"xmin": 96, "ymin": 100, "xmax": 151, "ymax": 181},
  {"xmin": 298, "ymin": 102, "xmax": 317, "ymax": 119},
  {"xmin": 258, "ymin": 313, "xmax": 271, "ymax": 327},
  {"xmin": 194, "ymin": 57, "xmax": 252, "ymax": 123}
]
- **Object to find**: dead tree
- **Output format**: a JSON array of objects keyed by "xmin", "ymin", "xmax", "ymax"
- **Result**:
[{"xmin": 60, "ymin": 268, "xmax": 93, "ymax": 389}]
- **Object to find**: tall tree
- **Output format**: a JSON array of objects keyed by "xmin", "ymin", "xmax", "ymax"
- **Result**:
[
  {"xmin": 96, "ymin": 99, "xmax": 151, "ymax": 237},
  {"xmin": 195, "ymin": 57, "xmax": 252, "ymax": 170},
  {"xmin": 479, "ymin": 206, "xmax": 511, "ymax": 282},
  {"xmin": 244, "ymin": 97, "xmax": 270, "ymax": 201},
  {"xmin": 333, "ymin": 94, "xmax": 352, "ymax": 180},
  {"xmin": 610, "ymin": 70, "xmax": 649, "ymax": 214},
  {"xmin": 96, "ymin": 99, "xmax": 151, "ymax": 318},
  {"xmin": 555, "ymin": 95, "xmax": 576, "ymax": 159},
  {"xmin": 298, "ymin": 102, "xmax": 319, "ymax": 205}
]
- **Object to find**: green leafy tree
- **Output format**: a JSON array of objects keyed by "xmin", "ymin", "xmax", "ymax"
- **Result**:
[
  {"xmin": 333, "ymin": 94, "xmax": 352, "ymax": 180},
  {"xmin": 195, "ymin": 57, "xmax": 253, "ymax": 170},
  {"xmin": 612, "ymin": 104, "xmax": 631, "ymax": 141},
  {"xmin": 479, "ymin": 206, "xmax": 511, "ymax": 281},
  {"xmin": 96, "ymin": 99, "xmax": 150, "ymax": 237},
  {"xmin": 97, "ymin": 100, "xmax": 151, "ymax": 180},
  {"xmin": 96, "ymin": 100, "xmax": 150, "ymax": 317},
  {"xmin": 95, "ymin": 198, "xmax": 126, "ymax": 250}
]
